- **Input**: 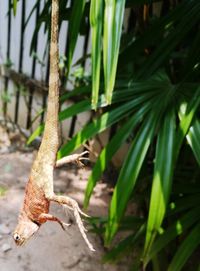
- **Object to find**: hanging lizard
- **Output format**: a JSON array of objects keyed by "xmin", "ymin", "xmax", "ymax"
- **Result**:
[{"xmin": 13, "ymin": 0, "xmax": 95, "ymax": 251}]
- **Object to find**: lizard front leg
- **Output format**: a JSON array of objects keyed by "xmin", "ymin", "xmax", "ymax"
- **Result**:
[
  {"xmin": 55, "ymin": 151, "xmax": 89, "ymax": 168},
  {"xmin": 38, "ymin": 213, "xmax": 71, "ymax": 230},
  {"xmin": 47, "ymin": 194, "xmax": 95, "ymax": 251}
]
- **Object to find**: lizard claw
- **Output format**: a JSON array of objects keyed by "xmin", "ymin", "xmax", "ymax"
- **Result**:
[
  {"xmin": 78, "ymin": 208, "xmax": 91, "ymax": 218},
  {"xmin": 62, "ymin": 222, "xmax": 71, "ymax": 227},
  {"xmin": 56, "ymin": 151, "xmax": 90, "ymax": 168},
  {"xmin": 49, "ymin": 194, "xmax": 95, "ymax": 251}
]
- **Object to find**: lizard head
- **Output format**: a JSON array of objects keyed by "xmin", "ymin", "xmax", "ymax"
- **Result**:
[{"xmin": 13, "ymin": 215, "xmax": 40, "ymax": 246}]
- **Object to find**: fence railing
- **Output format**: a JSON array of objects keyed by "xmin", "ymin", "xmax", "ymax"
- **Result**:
[
  {"xmin": 0, "ymin": 1, "xmax": 140, "ymax": 167},
  {"xmin": 0, "ymin": 0, "xmax": 91, "ymax": 138}
]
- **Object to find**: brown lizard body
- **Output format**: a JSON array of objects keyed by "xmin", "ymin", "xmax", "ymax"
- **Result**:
[{"xmin": 13, "ymin": 0, "xmax": 94, "ymax": 251}]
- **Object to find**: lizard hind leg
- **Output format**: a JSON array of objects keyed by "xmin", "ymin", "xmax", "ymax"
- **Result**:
[{"xmin": 48, "ymin": 194, "xmax": 95, "ymax": 252}]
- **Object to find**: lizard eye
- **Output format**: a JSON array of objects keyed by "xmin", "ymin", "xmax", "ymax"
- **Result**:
[{"xmin": 13, "ymin": 233, "xmax": 21, "ymax": 241}]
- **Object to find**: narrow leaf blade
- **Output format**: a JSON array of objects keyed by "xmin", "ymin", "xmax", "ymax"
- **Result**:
[
  {"xmin": 168, "ymin": 222, "xmax": 200, "ymax": 271},
  {"xmin": 144, "ymin": 109, "xmax": 176, "ymax": 256},
  {"xmin": 145, "ymin": 207, "xmax": 200, "ymax": 265},
  {"xmin": 90, "ymin": 0, "xmax": 103, "ymax": 109},
  {"xmin": 84, "ymin": 101, "xmax": 153, "ymax": 208},
  {"xmin": 103, "ymin": 0, "xmax": 126, "ymax": 104},
  {"xmin": 58, "ymin": 94, "xmax": 156, "ymax": 159},
  {"xmin": 186, "ymin": 118, "xmax": 200, "ymax": 166},
  {"xmin": 175, "ymin": 86, "xmax": 200, "ymax": 160},
  {"xmin": 105, "ymin": 111, "xmax": 160, "ymax": 245},
  {"xmin": 67, "ymin": 0, "xmax": 86, "ymax": 73}
]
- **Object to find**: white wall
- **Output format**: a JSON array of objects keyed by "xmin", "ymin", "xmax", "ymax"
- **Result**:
[
  {"xmin": 0, "ymin": 0, "xmax": 91, "ymax": 135},
  {"xmin": 0, "ymin": 1, "xmax": 130, "ymax": 167}
]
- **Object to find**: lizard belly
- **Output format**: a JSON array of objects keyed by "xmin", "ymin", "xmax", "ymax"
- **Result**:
[{"xmin": 24, "ymin": 177, "xmax": 50, "ymax": 224}]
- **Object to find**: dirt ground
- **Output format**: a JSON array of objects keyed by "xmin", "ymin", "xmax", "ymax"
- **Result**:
[{"xmin": 0, "ymin": 127, "xmax": 126, "ymax": 271}]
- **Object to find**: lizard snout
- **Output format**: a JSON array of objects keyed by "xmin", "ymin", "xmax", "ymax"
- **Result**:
[{"xmin": 13, "ymin": 217, "xmax": 40, "ymax": 246}]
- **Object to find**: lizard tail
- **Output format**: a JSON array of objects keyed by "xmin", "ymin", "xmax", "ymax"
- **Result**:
[{"xmin": 34, "ymin": 0, "xmax": 60, "ymax": 167}]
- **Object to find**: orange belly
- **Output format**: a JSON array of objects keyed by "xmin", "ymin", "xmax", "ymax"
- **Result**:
[{"xmin": 23, "ymin": 177, "xmax": 50, "ymax": 223}]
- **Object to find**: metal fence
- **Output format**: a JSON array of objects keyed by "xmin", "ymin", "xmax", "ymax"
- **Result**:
[
  {"xmin": 0, "ymin": 0, "xmax": 91, "ymax": 137},
  {"xmin": 0, "ymin": 1, "xmax": 163, "ymax": 166}
]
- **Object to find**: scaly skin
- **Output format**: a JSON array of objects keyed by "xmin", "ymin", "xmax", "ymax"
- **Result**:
[
  {"xmin": 13, "ymin": 0, "xmax": 94, "ymax": 251},
  {"xmin": 30, "ymin": 0, "xmax": 60, "ymax": 196}
]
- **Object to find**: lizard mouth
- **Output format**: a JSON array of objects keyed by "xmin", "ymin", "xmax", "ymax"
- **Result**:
[
  {"xmin": 13, "ymin": 237, "xmax": 26, "ymax": 246},
  {"xmin": 13, "ymin": 219, "xmax": 40, "ymax": 246},
  {"xmin": 15, "ymin": 239, "xmax": 25, "ymax": 246}
]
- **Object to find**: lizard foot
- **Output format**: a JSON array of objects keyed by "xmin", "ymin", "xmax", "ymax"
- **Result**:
[
  {"xmin": 49, "ymin": 194, "xmax": 95, "ymax": 252},
  {"xmin": 55, "ymin": 151, "xmax": 89, "ymax": 168}
]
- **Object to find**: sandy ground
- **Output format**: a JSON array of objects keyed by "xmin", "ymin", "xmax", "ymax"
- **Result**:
[{"xmin": 0, "ymin": 148, "xmax": 126, "ymax": 271}]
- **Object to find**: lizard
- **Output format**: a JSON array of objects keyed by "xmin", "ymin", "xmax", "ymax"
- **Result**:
[{"xmin": 13, "ymin": 0, "xmax": 95, "ymax": 252}]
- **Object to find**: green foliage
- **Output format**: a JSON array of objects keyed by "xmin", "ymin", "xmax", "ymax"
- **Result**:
[
  {"xmin": 144, "ymin": 109, "xmax": 176, "ymax": 256},
  {"xmin": 167, "ymin": 222, "xmax": 200, "ymax": 271},
  {"xmin": 67, "ymin": 0, "xmax": 86, "ymax": 73},
  {"xmin": 11, "ymin": 0, "xmax": 18, "ymax": 16},
  {"xmin": 1, "ymin": 90, "xmax": 12, "ymax": 104},
  {"xmin": 103, "ymin": 0, "xmax": 126, "ymax": 104},
  {"xmin": 90, "ymin": 0, "xmax": 103, "ymax": 108},
  {"xmin": 25, "ymin": 0, "xmax": 200, "ymax": 270},
  {"xmin": 0, "ymin": 186, "xmax": 7, "ymax": 197},
  {"xmin": 187, "ymin": 118, "xmax": 200, "ymax": 166}
]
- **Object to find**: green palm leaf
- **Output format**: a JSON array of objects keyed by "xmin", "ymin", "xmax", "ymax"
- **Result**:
[
  {"xmin": 187, "ymin": 118, "xmax": 200, "ymax": 166},
  {"xmin": 105, "ymin": 110, "xmax": 161, "ymax": 245},
  {"xmin": 119, "ymin": 0, "xmax": 194, "ymax": 71},
  {"xmin": 67, "ymin": 0, "xmax": 86, "ymax": 73},
  {"xmin": 144, "ymin": 109, "xmax": 175, "ymax": 257},
  {"xmin": 84, "ymin": 100, "xmax": 154, "ymax": 208},
  {"xmin": 103, "ymin": 0, "xmax": 126, "ymax": 104},
  {"xmin": 103, "ymin": 224, "xmax": 145, "ymax": 262},
  {"xmin": 176, "ymin": 86, "xmax": 200, "ymax": 160},
  {"xmin": 27, "ymin": 82, "xmax": 162, "ymax": 145},
  {"xmin": 168, "ymin": 221, "xmax": 200, "ymax": 271},
  {"xmin": 137, "ymin": 1, "xmax": 200, "ymax": 79},
  {"xmin": 90, "ymin": 0, "xmax": 103, "ymax": 109},
  {"xmin": 57, "ymin": 94, "xmax": 154, "ymax": 159},
  {"xmin": 144, "ymin": 207, "xmax": 200, "ymax": 266}
]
